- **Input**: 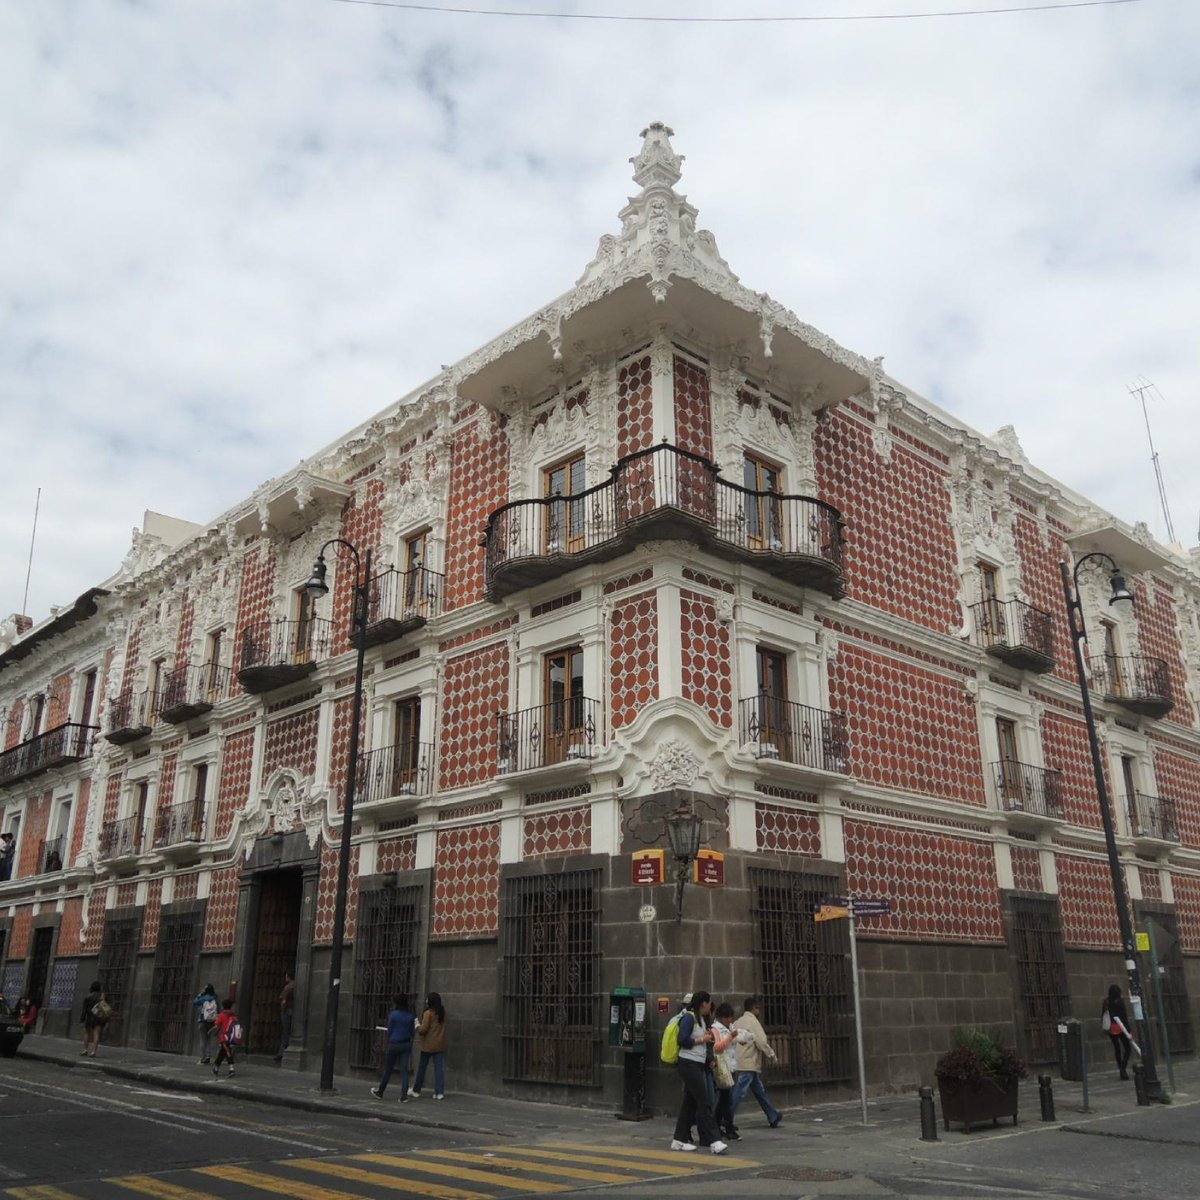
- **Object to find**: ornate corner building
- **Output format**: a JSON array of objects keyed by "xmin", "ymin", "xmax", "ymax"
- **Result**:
[{"xmin": 2, "ymin": 124, "xmax": 1199, "ymax": 1103}]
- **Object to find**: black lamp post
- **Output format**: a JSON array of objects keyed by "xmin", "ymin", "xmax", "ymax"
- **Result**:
[
  {"xmin": 306, "ymin": 538, "xmax": 372, "ymax": 1093},
  {"xmin": 666, "ymin": 800, "xmax": 703, "ymax": 922},
  {"xmin": 1060, "ymin": 551, "xmax": 1162, "ymax": 1100}
]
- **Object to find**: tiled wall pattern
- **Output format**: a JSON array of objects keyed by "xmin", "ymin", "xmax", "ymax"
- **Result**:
[
  {"xmin": 58, "ymin": 896, "xmax": 84, "ymax": 954},
  {"xmin": 332, "ymin": 474, "xmax": 385, "ymax": 655},
  {"xmin": 673, "ymin": 354, "xmax": 712, "ymax": 459},
  {"xmin": 1151, "ymin": 743, "xmax": 1200, "ymax": 849},
  {"xmin": 432, "ymin": 822, "xmax": 500, "ymax": 939},
  {"xmin": 9, "ymin": 906, "xmax": 32, "ymax": 958},
  {"xmin": 610, "ymin": 590, "xmax": 658, "ymax": 729},
  {"xmin": 439, "ymin": 641, "xmax": 509, "ymax": 791},
  {"xmin": 1010, "ymin": 845, "xmax": 1044, "ymax": 892},
  {"xmin": 444, "ymin": 414, "xmax": 509, "ymax": 610},
  {"xmin": 1014, "ymin": 513, "xmax": 1073, "ymax": 684},
  {"xmin": 4, "ymin": 697, "xmax": 23, "ymax": 749},
  {"xmin": 1172, "ymin": 873, "xmax": 1200, "ymax": 953},
  {"xmin": 49, "ymin": 670, "xmax": 72, "ymax": 725},
  {"xmin": 814, "ymin": 410, "xmax": 962, "ymax": 631},
  {"xmin": 1040, "ymin": 711, "xmax": 1106, "ymax": 829},
  {"xmin": 174, "ymin": 872, "xmax": 199, "ymax": 901},
  {"xmin": 141, "ymin": 877, "xmax": 163, "ymax": 950},
  {"xmin": 262, "ymin": 707, "xmax": 320, "ymax": 780},
  {"xmin": 616, "ymin": 354, "xmax": 653, "ymax": 458},
  {"xmin": 844, "ymin": 820, "xmax": 1004, "ymax": 942},
  {"xmin": 121, "ymin": 616, "xmax": 146, "ymax": 692},
  {"xmin": 522, "ymin": 806, "xmax": 590, "ymax": 861},
  {"xmin": 102, "ymin": 772, "xmax": 123, "ymax": 824},
  {"xmin": 827, "ymin": 643, "xmax": 983, "ymax": 804},
  {"xmin": 215, "ymin": 729, "xmax": 255, "ymax": 839},
  {"xmin": 314, "ymin": 840, "xmax": 361, "ymax": 943},
  {"xmin": 1055, "ymin": 854, "xmax": 1122, "ymax": 948},
  {"xmin": 202, "ymin": 864, "xmax": 242, "ymax": 951},
  {"xmin": 68, "ymin": 778, "xmax": 91, "ymax": 870},
  {"xmin": 233, "ymin": 543, "xmax": 278, "ymax": 695},
  {"xmin": 157, "ymin": 753, "xmax": 178, "ymax": 817},
  {"xmin": 174, "ymin": 592, "xmax": 195, "ymax": 665},
  {"xmin": 328, "ymin": 695, "xmax": 355, "ymax": 811},
  {"xmin": 116, "ymin": 882, "xmax": 137, "ymax": 907},
  {"xmin": 679, "ymin": 589, "xmax": 732, "ymax": 728},
  {"xmin": 1138, "ymin": 865, "xmax": 1162, "ymax": 902},
  {"xmin": 755, "ymin": 803, "xmax": 821, "ymax": 856},
  {"xmin": 81, "ymin": 887, "xmax": 107, "ymax": 955},
  {"xmin": 376, "ymin": 836, "xmax": 417, "ymax": 873},
  {"xmin": 1134, "ymin": 577, "xmax": 1196, "ymax": 729},
  {"xmin": 17, "ymin": 791, "xmax": 49, "ymax": 876}
]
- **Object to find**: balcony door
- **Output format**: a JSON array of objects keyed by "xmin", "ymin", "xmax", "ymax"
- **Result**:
[
  {"xmin": 392, "ymin": 698, "xmax": 422, "ymax": 793},
  {"xmin": 1121, "ymin": 756, "xmax": 1139, "ymax": 834},
  {"xmin": 997, "ymin": 718, "xmax": 1021, "ymax": 804},
  {"xmin": 294, "ymin": 588, "xmax": 316, "ymax": 662},
  {"xmin": 403, "ymin": 532, "xmax": 428, "ymax": 614},
  {"xmin": 1100, "ymin": 619, "xmax": 1123, "ymax": 694},
  {"xmin": 744, "ymin": 455, "xmax": 783, "ymax": 551},
  {"xmin": 543, "ymin": 455, "xmax": 586, "ymax": 555},
  {"xmin": 543, "ymin": 647, "xmax": 584, "ymax": 765},
  {"xmin": 756, "ymin": 647, "xmax": 790, "ymax": 760},
  {"xmin": 979, "ymin": 562, "xmax": 1005, "ymax": 645}
]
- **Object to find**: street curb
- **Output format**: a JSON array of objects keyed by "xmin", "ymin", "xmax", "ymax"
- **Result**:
[{"xmin": 17, "ymin": 1046, "xmax": 502, "ymax": 1136}]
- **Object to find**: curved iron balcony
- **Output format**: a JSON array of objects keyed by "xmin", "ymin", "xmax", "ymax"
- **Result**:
[
  {"xmin": 1125, "ymin": 792, "xmax": 1180, "ymax": 843},
  {"xmin": 970, "ymin": 598, "xmax": 1055, "ymax": 673},
  {"xmin": 38, "ymin": 835, "xmax": 65, "ymax": 874},
  {"xmin": 355, "ymin": 741, "xmax": 434, "ymax": 803},
  {"xmin": 238, "ymin": 617, "xmax": 331, "ymax": 694},
  {"xmin": 0, "ymin": 721, "xmax": 97, "ymax": 788},
  {"xmin": 483, "ymin": 444, "xmax": 844, "ymax": 601},
  {"xmin": 159, "ymin": 663, "xmax": 231, "ymax": 724},
  {"xmin": 497, "ymin": 697, "xmax": 599, "ymax": 774},
  {"xmin": 153, "ymin": 798, "xmax": 206, "ymax": 851},
  {"xmin": 106, "ymin": 690, "xmax": 152, "ymax": 746},
  {"xmin": 364, "ymin": 565, "xmax": 444, "ymax": 648},
  {"xmin": 991, "ymin": 759, "xmax": 1064, "ymax": 820},
  {"xmin": 98, "ymin": 813, "xmax": 142, "ymax": 861},
  {"xmin": 739, "ymin": 694, "xmax": 849, "ymax": 773},
  {"xmin": 1090, "ymin": 653, "xmax": 1174, "ymax": 719}
]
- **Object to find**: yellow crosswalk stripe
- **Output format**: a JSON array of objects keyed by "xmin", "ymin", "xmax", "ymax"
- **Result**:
[
  {"xmin": 108, "ymin": 1178, "xmax": 217, "ymax": 1200},
  {"xmin": 538, "ymin": 1140, "xmax": 761, "ymax": 1168},
  {"xmin": 420, "ymin": 1149, "xmax": 646, "ymax": 1185},
  {"xmin": 487, "ymin": 1146, "xmax": 702, "ymax": 1175},
  {"xmin": 356, "ymin": 1154, "xmax": 561, "ymax": 1193},
  {"xmin": 6, "ymin": 1187, "xmax": 84, "ymax": 1200},
  {"xmin": 282, "ymin": 1159, "xmax": 487, "ymax": 1200},
  {"xmin": 197, "ymin": 1165, "xmax": 365, "ymax": 1200}
]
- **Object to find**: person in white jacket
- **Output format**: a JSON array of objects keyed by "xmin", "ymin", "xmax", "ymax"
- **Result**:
[{"xmin": 730, "ymin": 996, "xmax": 782, "ymax": 1128}]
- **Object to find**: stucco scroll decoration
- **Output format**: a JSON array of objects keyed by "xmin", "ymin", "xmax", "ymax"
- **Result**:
[{"xmin": 649, "ymin": 739, "xmax": 702, "ymax": 789}]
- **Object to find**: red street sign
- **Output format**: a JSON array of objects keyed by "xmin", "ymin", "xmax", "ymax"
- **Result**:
[
  {"xmin": 631, "ymin": 849, "xmax": 665, "ymax": 887},
  {"xmin": 693, "ymin": 850, "xmax": 725, "ymax": 887}
]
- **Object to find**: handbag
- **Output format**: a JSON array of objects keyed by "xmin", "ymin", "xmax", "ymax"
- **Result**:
[
  {"xmin": 1101, "ymin": 1010, "xmax": 1112, "ymax": 1033},
  {"xmin": 714, "ymin": 1053, "xmax": 734, "ymax": 1090},
  {"xmin": 92, "ymin": 999, "xmax": 113, "ymax": 1023}
]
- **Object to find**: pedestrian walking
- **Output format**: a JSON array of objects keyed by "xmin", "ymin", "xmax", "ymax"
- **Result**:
[
  {"xmin": 371, "ymin": 993, "xmax": 416, "ymax": 1101},
  {"xmin": 211, "ymin": 999, "xmax": 242, "ymax": 1078},
  {"xmin": 669, "ymin": 990, "xmax": 727, "ymax": 1156},
  {"xmin": 731, "ymin": 996, "xmax": 782, "ymax": 1128},
  {"xmin": 192, "ymin": 983, "xmax": 219, "ymax": 1064},
  {"xmin": 1101, "ymin": 983, "xmax": 1137, "ymax": 1080},
  {"xmin": 274, "ymin": 971, "xmax": 295, "ymax": 1062},
  {"xmin": 16, "ymin": 996, "xmax": 39, "ymax": 1033},
  {"xmin": 410, "ymin": 991, "xmax": 447, "ymax": 1099},
  {"xmin": 712, "ymin": 1002, "xmax": 744, "ymax": 1141},
  {"xmin": 80, "ymin": 980, "xmax": 109, "ymax": 1057}
]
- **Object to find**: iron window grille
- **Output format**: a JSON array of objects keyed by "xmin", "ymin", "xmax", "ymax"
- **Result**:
[
  {"xmin": 145, "ymin": 918, "xmax": 199, "ymax": 1054},
  {"xmin": 97, "ymin": 915, "xmax": 142, "ymax": 1044}
]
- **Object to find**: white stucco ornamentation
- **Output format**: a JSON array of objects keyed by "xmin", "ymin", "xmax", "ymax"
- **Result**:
[{"xmin": 649, "ymin": 739, "xmax": 702, "ymax": 789}]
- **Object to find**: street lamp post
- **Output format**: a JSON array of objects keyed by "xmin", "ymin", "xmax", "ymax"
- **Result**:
[
  {"xmin": 1060, "ymin": 552, "xmax": 1162, "ymax": 1100},
  {"xmin": 306, "ymin": 538, "xmax": 373, "ymax": 1093}
]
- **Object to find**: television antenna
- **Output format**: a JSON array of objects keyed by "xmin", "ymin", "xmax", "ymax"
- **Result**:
[{"xmin": 1128, "ymin": 378, "xmax": 1176, "ymax": 546}]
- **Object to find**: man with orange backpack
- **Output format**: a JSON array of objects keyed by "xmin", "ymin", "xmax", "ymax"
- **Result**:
[{"xmin": 212, "ymin": 999, "xmax": 243, "ymax": 1079}]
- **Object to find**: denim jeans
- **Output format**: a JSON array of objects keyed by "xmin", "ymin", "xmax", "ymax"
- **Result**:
[
  {"xmin": 730, "ymin": 1069, "xmax": 780, "ymax": 1125},
  {"xmin": 276, "ymin": 1009, "xmax": 293, "ymax": 1058},
  {"xmin": 377, "ymin": 1041, "xmax": 412, "ymax": 1096},
  {"xmin": 414, "ymin": 1050, "xmax": 445, "ymax": 1094},
  {"xmin": 673, "ymin": 1059, "xmax": 722, "ymax": 1146}
]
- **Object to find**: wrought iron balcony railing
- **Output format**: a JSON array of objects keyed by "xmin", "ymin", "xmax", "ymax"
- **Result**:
[
  {"xmin": 356, "ymin": 741, "xmax": 434, "ymax": 803},
  {"xmin": 497, "ymin": 697, "xmax": 600, "ymax": 774},
  {"xmin": 238, "ymin": 617, "xmax": 332, "ymax": 694},
  {"xmin": 363, "ymin": 566, "xmax": 444, "ymax": 648},
  {"xmin": 98, "ymin": 813, "xmax": 143, "ymax": 860},
  {"xmin": 739, "ymin": 695, "xmax": 849, "ymax": 773},
  {"xmin": 106, "ymin": 690, "xmax": 152, "ymax": 745},
  {"xmin": 38, "ymin": 835, "xmax": 65, "ymax": 874},
  {"xmin": 1090, "ymin": 654, "xmax": 1174, "ymax": 719},
  {"xmin": 0, "ymin": 721, "xmax": 98, "ymax": 788},
  {"xmin": 970, "ymin": 597, "xmax": 1055, "ymax": 673},
  {"xmin": 483, "ymin": 443, "xmax": 844, "ymax": 601},
  {"xmin": 1125, "ymin": 792, "xmax": 1180, "ymax": 842},
  {"xmin": 153, "ymin": 799, "xmax": 206, "ymax": 848},
  {"xmin": 159, "ymin": 663, "xmax": 231, "ymax": 724},
  {"xmin": 991, "ymin": 759, "xmax": 1064, "ymax": 819}
]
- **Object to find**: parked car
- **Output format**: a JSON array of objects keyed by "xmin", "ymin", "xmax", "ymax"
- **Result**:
[{"xmin": 0, "ymin": 1012, "xmax": 23, "ymax": 1057}]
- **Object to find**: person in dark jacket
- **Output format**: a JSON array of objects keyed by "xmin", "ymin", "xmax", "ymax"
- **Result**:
[
  {"xmin": 81, "ymin": 980, "xmax": 105, "ymax": 1057},
  {"xmin": 1102, "ymin": 983, "xmax": 1134, "ymax": 1080},
  {"xmin": 669, "ymin": 990, "xmax": 727, "ymax": 1155},
  {"xmin": 371, "ymin": 993, "xmax": 416, "ymax": 1100}
]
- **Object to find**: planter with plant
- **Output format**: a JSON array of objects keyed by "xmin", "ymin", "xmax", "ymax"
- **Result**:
[{"xmin": 934, "ymin": 1027, "xmax": 1027, "ymax": 1132}]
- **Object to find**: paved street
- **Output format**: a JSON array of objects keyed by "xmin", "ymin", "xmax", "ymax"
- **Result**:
[{"xmin": 3, "ymin": 1039, "xmax": 1199, "ymax": 1198}]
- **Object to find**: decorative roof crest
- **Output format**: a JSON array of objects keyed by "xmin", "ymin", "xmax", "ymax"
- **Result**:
[{"xmin": 631, "ymin": 121, "xmax": 683, "ymax": 191}]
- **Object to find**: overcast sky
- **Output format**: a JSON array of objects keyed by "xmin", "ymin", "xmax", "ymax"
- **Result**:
[{"xmin": 2, "ymin": 0, "xmax": 1197, "ymax": 623}]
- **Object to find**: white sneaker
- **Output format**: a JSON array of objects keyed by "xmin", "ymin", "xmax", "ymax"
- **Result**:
[
  {"xmin": 433, "ymin": 1093, "xmax": 445, "ymax": 1100},
  {"xmin": 710, "ymin": 1141, "xmax": 728, "ymax": 1155},
  {"xmin": 670, "ymin": 1139, "xmax": 697, "ymax": 1152},
  {"xmin": 408, "ymin": 1088, "xmax": 420, "ymax": 1098}
]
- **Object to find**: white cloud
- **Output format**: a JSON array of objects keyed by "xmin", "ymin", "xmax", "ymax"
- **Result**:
[{"xmin": 2, "ymin": 0, "xmax": 1198, "ymax": 620}]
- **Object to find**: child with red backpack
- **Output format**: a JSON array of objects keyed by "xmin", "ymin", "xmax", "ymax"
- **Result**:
[{"xmin": 212, "ymin": 999, "xmax": 243, "ymax": 1079}]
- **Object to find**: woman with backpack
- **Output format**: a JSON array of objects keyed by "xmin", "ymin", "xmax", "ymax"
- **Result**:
[
  {"xmin": 80, "ymin": 980, "xmax": 107, "ymax": 1057},
  {"xmin": 410, "ymin": 991, "xmax": 447, "ymax": 1099},
  {"xmin": 669, "ymin": 990, "xmax": 727, "ymax": 1156},
  {"xmin": 192, "ymin": 983, "xmax": 219, "ymax": 1064},
  {"xmin": 211, "ymin": 999, "xmax": 242, "ymax": 1079}
]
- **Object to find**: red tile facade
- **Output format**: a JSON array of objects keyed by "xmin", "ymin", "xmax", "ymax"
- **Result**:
[
  {"xmin": 616, "ymin": 354, "xmax": 653, "ymax": 458},
  {"xmin": 679, "ymin": 589, "xmax": 732, "ymax": 728},
  {"xmin": 58, "ymin": 897, "xmax": 84, "ymax": 955},
  {"xmin": 81, "ymin": 888, "xmax": 107, "ymax": 955},
  {"xmin": 202, "ymin": 864, "xmax": 242, "ymax": 952},
  {"xmin": 9, "ymin": 906, "xmax": 32, "ymax": 958},
  {"xmin": 376, "ymin": 836, "xmax": 417, "ymax": 873},
  {"xmin": 174, "ymin": 872, "xmax": 199, "ymax": 901},
  {"xmin": 1055, "ymin": 854, "xmax": 1123, "ymax": 948},
  {"xmin": 214, "ymin": 730, "xmax": 255, "ymax": 839},
  {"xmin": 439, "ymin": 641, "xmax": 509, "ymax": 791},
  {"xmin": 1010, "ymin": 845, "xmax": 1043, "ymax": 892},
  {"xmin": 1138, "ymin": 866, "xmax": 1162, "ymax": 902},
  {"xmin": 1040, "ymin": 711, "xmax": 1107, "ymax": 830},
  {"xmin": 141, "ymin": 877, "xmax": 163, "ymax": 950},
  {"xmin": 432, "ymin": 822, "xmax": 500, "ymax": 939},
  {"xmin": 332, "ymin": 473, "xmax": 385, "ymax": 655},
  {"xmin": 673, "ymin": 354, "xmax": 712, "ymax": 459},
  {"xmin": 1151, "ymin": 742, "xmax": 1200, "ymax": 849},
  {"xmin": 262, "ymin": 707, "xmax": 320, "ymax": 780},
  {"xmin": 523, "ymin": 807, "xmax": 590, "ymax": 861},
  {"xmin": 314, "ymin": 839, "xmax": 360, "ymax": 944},
  {"xmin": 1135, "ymin": 576, "xmax": 1196, "ymax": 730},
  {"xmin": 1013, "ymin": 512, "xmax": 1073, "ymax": 684},
  {"xmin": 1173, "ymin": 873, "xmax": 1200, "ymax": 953},
  {"xmin": 755, "ymin": 803, "xmax": 821, "ymax": 857},
  {"xmin": 610, "ymin": 590, "xmax": 658, "ymax": 729},
  {"xmin": 443, "ymin": 413, "xmax": 508, "ymax": 611}
]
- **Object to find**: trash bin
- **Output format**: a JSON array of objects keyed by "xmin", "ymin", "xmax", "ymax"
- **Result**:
[{"xmin": 1057, "ymin": 1018, "xmax": 1084, "ymax": 1081}]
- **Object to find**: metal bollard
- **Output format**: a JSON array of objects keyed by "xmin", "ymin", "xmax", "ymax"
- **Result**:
[
  {"xmin": 1038, "ymin": 1074, "xmax": 1056, "ymax": 1121},
  {"xmin": 919, "ymin": 1085, "xmax": 938, "ymax": 1141},
  {"xmin": 1133, "ymin": 1064, "xmax": 1149, "ymax": 1106}
]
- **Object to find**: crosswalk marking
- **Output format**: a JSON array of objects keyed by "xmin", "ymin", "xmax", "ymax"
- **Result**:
[
  {"xmin": 6, "ymin": 1188, "xmax": 80, "ymax": 1200},
  {"xmin": 282, "ymin": 1159, "xmax": 486, "ymax": 1200},
  {"xmin": 488, "ymin": 1146, "xmax": 701, "ymax": 1175},
  {"xmin": 538, "ymin": 1140, "xmax": 761, "ymax": 1167},
  {"xmin": 197, "ymin": 1165, "xmax": 365, "ymax": 1199},
  {"xmin": 356, "ymin": 1154, "xmax": 561, "ymax": 1193},
  {"xmin": 109, "ymin": 1177, "xmax": 217, "ymax": 1199},
  {"xmin": 421, "ymin": 1149, "xmax": 646, "ymax": 1185}
]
